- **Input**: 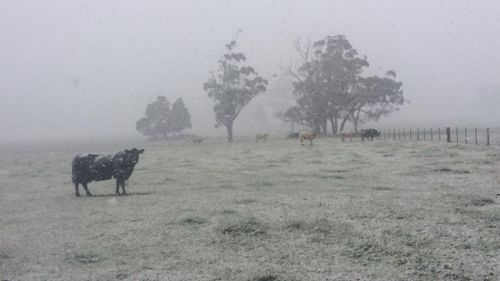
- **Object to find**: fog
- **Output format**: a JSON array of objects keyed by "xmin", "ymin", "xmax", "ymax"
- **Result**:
[{"xmin": 1, "ymin": 0, "xmax": 499, "ymax": 143}]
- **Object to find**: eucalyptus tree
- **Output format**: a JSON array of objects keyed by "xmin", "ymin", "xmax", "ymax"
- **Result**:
[
  {"xmin": 284, "ymin": 35, "xmax": 404, "ymax": 134},
  {"xmin": 204, "ymin": 40, "xmax": 267, "ymax": 142}
]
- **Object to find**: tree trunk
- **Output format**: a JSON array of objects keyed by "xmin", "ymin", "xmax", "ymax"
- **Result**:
[
  {"xmin": 330, "ymin": 118, "xmax": 338, "ymax": 136},
  {"xmin": 226, "ymin": 122, "xmax": 233, "ymax": 143},
  {"xmin": 321, "ymin": 120, "xmax": 327, "ymax": 136},
  {"xmin": 340, "ymin": 116, "xmax": 349, "ymax": 133},
  {"xmin": 353, "ymin": 110, "xmax": 361, "ymax": 132}
]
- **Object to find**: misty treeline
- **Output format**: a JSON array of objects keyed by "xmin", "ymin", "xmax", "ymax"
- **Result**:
[
  {"xmin": 136, "ymin": 96, "xmax": 192, "ymax": 139},
  {"xmin": 281, "ymin": 35, "xmax": 404, "ymax": 135},
  {"xmin": 137, "ymin": 34, "xmax": 404, "ymax": 142},
  {"xmin": 202, "ymin": 34, "xmax": 404, "ymax": 142}
]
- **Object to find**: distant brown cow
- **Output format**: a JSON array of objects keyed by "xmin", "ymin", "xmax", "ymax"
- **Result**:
[
  {"xmin": 341, "ymin": 132, "xmax": 358, "ymax": 142},
  {"xmin": 255, "ymin": 133, "xmax": 269, "ymax": 143},
  {"xmin": 299, "ymin": 131, "xmax": 318, "ymax": 146}
]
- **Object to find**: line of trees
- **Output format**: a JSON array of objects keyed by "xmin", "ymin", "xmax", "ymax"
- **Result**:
[
  {"xmin": 136, "ymin": 34, "xmax": 404, "ymax": 142},
  {"xmin": 136, "ymin": 96, "xmax": 192, "ymax": 139}
]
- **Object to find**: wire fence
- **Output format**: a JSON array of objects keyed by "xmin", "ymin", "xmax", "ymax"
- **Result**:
[{"xmin": 377, "ymin": 127, "xmax": 500, "ymax": 147}]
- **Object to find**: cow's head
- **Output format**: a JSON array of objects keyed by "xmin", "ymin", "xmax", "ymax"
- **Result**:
[{"xmin": 124, "ymin": 148, "xmax": 145, "ymax": 165}]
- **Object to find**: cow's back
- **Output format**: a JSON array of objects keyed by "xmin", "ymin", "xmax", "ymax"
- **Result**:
[
  {"xmin": 299, "ymin": 131, "xmax": 314, "ymax": 140},
  {"xmin": 72, "ymin": 154, "xmax": 114, "ymax": 183}
]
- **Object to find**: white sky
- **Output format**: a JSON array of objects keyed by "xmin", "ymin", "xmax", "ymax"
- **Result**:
[{"xmin": 1, "ymin": 0, "xmax": 499, "ymax": 142}]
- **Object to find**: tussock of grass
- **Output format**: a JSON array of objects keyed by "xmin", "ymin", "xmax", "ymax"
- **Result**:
[
  {"xmin": 321, "ymin": 168, "xmax": 349, "ymax": 173},
  {"xmin": 116, "ymin": 272, "xmax": 128, "ymax": 280},
  {"xmin": 285, "ymin": 218, "xmax": 309, "ymax": 231},
  {"xmin": 372, "ymin": 186, "xmax": 393, "ymax": 191},
  {"xmin": 470, "ymin": 197, "xmax": 495, "ymax": 206},
  {"xmin": 319, "ymin": 174, "xmax": 345, "ymax": 180},
  {"xmin": 250, "ymin": 275, "xmax": 279, "ymax": 281},
  {"xmin": 218, "ymin": 217, "xmax": 266, "ymax": 236},
  {"xmin": 0, "ymin": 250, "xmax": 10, "ymax": 260},
  {"xmin": 180, "ymin": 217, "xmax": 207, "ymax": 225},
  {"xmin": 249, "ymin": 181, "xmax": 274, "ymax": 188},
  {"xmin": 434, "ymin": 168, "xmax": 471, "ymax": 174},
  {"xmin": 235, "ymin": 198, "xmax": 257, "ymax": 205},
  {"xmin": 73, "ymin": 252, "xmax": 102, "ymax": 264},
  {"xmin": 221, "ymin": 209, "xmax": 237, "ymax": 215}
]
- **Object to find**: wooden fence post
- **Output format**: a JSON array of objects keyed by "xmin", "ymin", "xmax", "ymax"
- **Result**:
[
  {"xmin": 475, "ymin": 128, "xmax": 478, "ymax": 145},
  {"xmin": 410, "ymin": 128, "xmax": 412, "ymax": 141},
  {"xmin": 404, "ymin": 129, "xmax": 406, "ymax": 141},
  {"xmin": 487, "ymin": 128, "xmax": 490, "ymax": 146},
  {"xmin": 383, "ymin": 129, "xmax": 385, "ymax": 140},
  {"xmin": 465, "ymin": 128, "xmax": 468, "ymax": 144},
  {"xmin": 446, "ymin": 127, "xmax": 451, "ymax": 143},
  {"xmin": 393, "ymin": 129, "xmax": 396, "ymax": 140},
  {"xmin": 438, "ymin": 128, "xmax": 441, "ymax": 142},
  {"xmin": 456, "ymin": 127, "xmax": 459, "ymax": 144},
  {"xmin": 417, "ymin": 128, "xmax": 420, "ymax": 141},
  {"xmin": 398, "ymin": 129, "xmax": 401, "ymax": 141},
  {"xmin": 423, "ymin": 128, "xmax": 426, "ymax": 141}
]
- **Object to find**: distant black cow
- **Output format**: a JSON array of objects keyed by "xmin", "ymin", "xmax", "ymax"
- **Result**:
[
  {"xmin": 71, "ymin": 148, "xmax": 144, "ymax": 197},
  {"xmin": 287, "ymin": 132, "xmax": 300, "ymax": 139},
  {"xmin": 361, "ymin": 129, "xmax": 380, "ymax": 141}
]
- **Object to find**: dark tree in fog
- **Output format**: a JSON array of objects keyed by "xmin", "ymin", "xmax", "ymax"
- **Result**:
[
  {"xmin": 169, "ymin": 98, "xmax": 192, "ymax": 135},
  {"xmin": 136, "ymin": 96, "xmax": 171, "ymax": 138},
  {"xmin": 203, "ymin": 40, "xmax": 268, "ymax": 142},
  {"xmin": 283, "ymin": 35, "xmax": 404, "ymax": 134},
  {"xmin": 347, "ymin": 71, "xmax": 404, "ymax": 131}
]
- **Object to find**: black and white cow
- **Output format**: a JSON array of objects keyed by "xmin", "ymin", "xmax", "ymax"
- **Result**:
[
  {"xmin": 71, "ymin": 148, "xmax": 144, "ymax": 197},
  {"xmin": 361, "ymin": 129, "xmax": 381, "ymax": 141}
]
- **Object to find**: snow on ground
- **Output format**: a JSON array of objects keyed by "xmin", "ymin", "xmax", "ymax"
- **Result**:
[{"xmin": 0, "ymin": 138, "xmax": 499, "ymax": 281}]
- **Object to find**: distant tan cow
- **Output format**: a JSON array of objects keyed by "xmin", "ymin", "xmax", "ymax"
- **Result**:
[
  {"xmin": 341, "ymin": 132, "xmax": 358, "ymax": 142},
  {"xmin": 255, "ymin": 133, "xmax": 269, "ymax": 143},
  {"xmin": 299, "ymin": 131, "xmax": 318, "ymax": 146}
]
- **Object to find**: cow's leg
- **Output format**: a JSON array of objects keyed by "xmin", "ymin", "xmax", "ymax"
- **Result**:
[
  {"xmin": 121, "ymin": 181, "xmax": 127, "ymax": 195},
  {"xmin": 74, "ymin": 182, "xmax": 80, "ymax": 197},
  {"xmin": 82, "ymin": 183, "xmax": 92, "ymax": 196},
  {"xmin": 115, "ymin": 180, "xmax": 120, "ymax": 195},
  {"xmin": 310, "ymin": 139, "xmax": 313, "ymax": 146}
]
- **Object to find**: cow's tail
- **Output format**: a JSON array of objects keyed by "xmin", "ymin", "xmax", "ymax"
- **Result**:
[{"xmin": 71, "ymin": 156, "xmax": 78, "ymax": 184}]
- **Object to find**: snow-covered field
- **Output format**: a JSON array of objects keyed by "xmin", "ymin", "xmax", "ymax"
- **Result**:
[{"xmin": 1, "ymin": 138, "xmax": 499, "ymax": 281}]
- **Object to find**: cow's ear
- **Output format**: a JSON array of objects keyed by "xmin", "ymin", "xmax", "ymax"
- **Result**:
[
  {"xmin": 139, "ymin": 149, "xmax": 144, "ymax": 154},
  {"xmin": 124, "ymin": 149, "xmax": 130, "ymax": 153}
]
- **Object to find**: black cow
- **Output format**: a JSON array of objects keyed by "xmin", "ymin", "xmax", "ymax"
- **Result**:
[
  {"xmin": 71, "ymin": 148, "xmax": 144, "ymax": 197},
  {"xmin": 361, "ymin": 129, "xmax": 380, "ymax": 141}
]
